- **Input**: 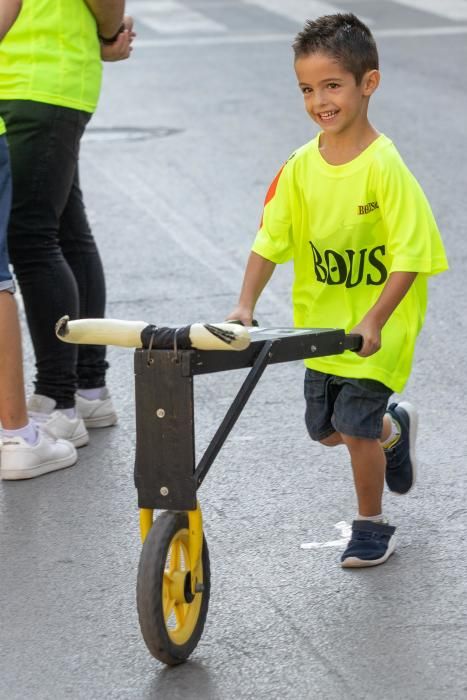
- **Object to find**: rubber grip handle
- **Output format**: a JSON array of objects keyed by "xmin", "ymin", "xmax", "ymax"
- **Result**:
[
  {"xmin": 345, "ymin": 333, "xmax": 363, "ymax": 352},
  {"xmin": 226, "ymin": 319, "xmax": 259, "ymax": 327}
]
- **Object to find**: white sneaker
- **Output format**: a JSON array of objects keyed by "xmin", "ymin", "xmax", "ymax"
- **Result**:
[
  {"xmin": 28, "ymin": 394, "xmax": 89, "ymax": 447},
  {"xmin": 1, "ymin": 430, "xmax": 77, "ymax": 480},
  {"xmin": 75, "ymin": 388, "xmax": 118, "ymax": 428}
]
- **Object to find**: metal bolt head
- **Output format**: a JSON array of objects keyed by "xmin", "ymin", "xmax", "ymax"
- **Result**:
[
  {"xmin": 156, "ymin": 408, "xmax": 165, "ymax": 418},
  {"xmin": 310, "ymin": 344, "xmax": 317, "ymax": 352},
  {"xmin": 160, "ymin": 487, "xmax": 169, "ymax": 496}
]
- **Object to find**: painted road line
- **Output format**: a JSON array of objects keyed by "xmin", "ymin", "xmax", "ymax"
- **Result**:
[
  {"xmin": 128, "ymin": 0, "xmax": 226, "ymax": 34},
  {"xmin": 135, "ymin": 24, "xmax": 467, "ymax": 48},
  {"xmin": 245, "ymin": 0, "xmax": 373, "ymax": 26},
  {"xmin": 244, "ymin": 0, "xmax": 346, "ymax": 24},
  {"xmin": 394, "ymin": 0, "xmax": 467, "ymax": 21}
]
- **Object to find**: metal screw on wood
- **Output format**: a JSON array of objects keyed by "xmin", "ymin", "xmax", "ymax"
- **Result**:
[
  {"xmin": 156, "ymin": 408, "xmax": 165, "ymax": 418},
  {"xmin": 160, "ymin": 487, "xmax": 169, "ymax": 496}
]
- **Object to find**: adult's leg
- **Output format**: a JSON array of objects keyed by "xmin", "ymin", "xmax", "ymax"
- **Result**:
[
  {"xmin": 0, "ymin": 291, "xmax": 28, "ymax": 429},
  {"xmin": 0, "ymin": 133, "xmax": 78, "ymax": 477},
  {"xmin": 3, "ymin": 100, "xmax": 90, "ymax": 408},
  {"xmin": 0, "ymin": 134, "xmax": 27, "ymax": 428},
  {"xmin": 59, "ymin": 166, "xmax": 109, "ymax": 390}
]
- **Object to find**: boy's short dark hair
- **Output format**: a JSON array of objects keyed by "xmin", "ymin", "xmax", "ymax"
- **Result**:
[{"xmin": 292, "ymin": 13, "xmax": 379, "ymax": 84}]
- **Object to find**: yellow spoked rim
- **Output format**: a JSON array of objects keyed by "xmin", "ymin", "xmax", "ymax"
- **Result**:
[{"xmin": 163, "ymin": 528, "xmax": 203, "ymax": 645}]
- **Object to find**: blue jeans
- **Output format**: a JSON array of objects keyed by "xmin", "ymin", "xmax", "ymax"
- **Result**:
[
  {"xmin": 1, "ymin": 100, "xmax": 108, "ymax": 408},
  {"xmin": 0, "ymin": 135, "xmax": 14, "ymax": 293}
]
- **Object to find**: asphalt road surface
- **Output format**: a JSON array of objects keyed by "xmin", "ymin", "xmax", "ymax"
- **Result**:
[{"xmin": 1, "ymin": 1, "xmax": 466, "ymax": 698}]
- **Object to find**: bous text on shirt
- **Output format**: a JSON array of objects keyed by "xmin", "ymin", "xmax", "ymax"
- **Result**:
[{"xmin": 309, "ymin": 241, "xmax": 388, "ymax": 287}]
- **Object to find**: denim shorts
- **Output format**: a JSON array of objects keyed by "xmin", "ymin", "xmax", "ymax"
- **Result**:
[
  {"xmin": 304, "ymin": 368, "xmax": 393, "ymax": 441},
  {"xmin": 0, "ymin": 135, "xmax": 14, "ymax": 293}
]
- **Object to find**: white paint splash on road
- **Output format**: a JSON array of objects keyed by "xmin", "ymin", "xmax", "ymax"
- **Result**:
[{"xmin": 301, "ymin": 520, "xmax": 351, "ymax": 550}]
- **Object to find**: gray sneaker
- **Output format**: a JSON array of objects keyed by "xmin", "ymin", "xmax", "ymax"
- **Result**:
[
  {"xmin": 75, "ymin": 388, "xmax": 118, "ymax": 428},
  {"xmin": 1, "ymin": 429, "xmax": 77, "ymax": 480},
  {"xmin": 28, "ymin": 394, "xmax": 89, "ymax": 447}
]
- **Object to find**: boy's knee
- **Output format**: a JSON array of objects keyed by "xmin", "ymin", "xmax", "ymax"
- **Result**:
[
  {"xmin": 318, "ymin": 432, "xmax": 343, "ymax": 447},
  {"xmin": 340, "ymin": 433, "xmax": 378, "ymax": 452}
]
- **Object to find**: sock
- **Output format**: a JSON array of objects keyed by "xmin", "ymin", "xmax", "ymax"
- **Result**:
[
  {"xmin": 356, "ymin": 513, "xmax": 387, "ymax": 524},
  {"xmin": 60, "ymin": 407, "xmax": 77, "ymax": 419},
  {"xmin": 77, "ymin": 387, "xmax": 106, "ymax": 401},
  {"xmin": 3, "ymin": 420, "xmax": 39, "ymax": 446},
  {"xmin": 381, "ymin": 415, "xmax": 400, "ymax": 450}
]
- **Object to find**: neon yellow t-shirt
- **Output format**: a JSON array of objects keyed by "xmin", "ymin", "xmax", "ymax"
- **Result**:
[
  {"xmin": 252, "ymin": 134, "xmax": 448, "ymax": 392},
  {"xmin": 0, "ymin": 0, "xmax": 102, "ymax": 113}
]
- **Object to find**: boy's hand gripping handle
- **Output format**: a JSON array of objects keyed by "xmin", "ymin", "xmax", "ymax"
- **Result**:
[{"xmin": 345, "ymin": 333, "xmax": 363, "ymax": 352}]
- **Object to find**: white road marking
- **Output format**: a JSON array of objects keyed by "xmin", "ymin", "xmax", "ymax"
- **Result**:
[
  {"xmin": 376, "ymin": 24, "xmax": 467, "ymax": 37},
  {"xmin": 301, "ymin": 521, "xmax": 351, "ymax": 550},
  {"xmin": 245, "ymin": 0, "xmax": 373, "ymax": 27},
  {"xmin": 244, "ymin": 0, "xmax": 345, "ymax": 24},
  {"xmin": 127, "ymin": 0, "xmax": 226, "ymax": 34},
  {"xmin": 135, "ymin": 24, "xmax": 467, "ymax": 48},
  {"xmin": 394, "ymin": 0, "xmax": 467, "ymax": 21}
]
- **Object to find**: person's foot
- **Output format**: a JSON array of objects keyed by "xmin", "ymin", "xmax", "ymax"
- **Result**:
[
  {"xmin": 75, "ymin": 388, "xmax": 118, "ymax": 428},
  {"xmin": 341, "ymin": 520, "xmax": 396, "ymax": 568},
  {"xmin": 28, "ymin": 394, "xmax": 89, "ymax": 447},
  {"xmin": 384, "ymin": 401, "xmax": 418, "ymax": 494},
  {"xmin": 0, "ymin": 430, "xmax": 77, "ymax": 480}
]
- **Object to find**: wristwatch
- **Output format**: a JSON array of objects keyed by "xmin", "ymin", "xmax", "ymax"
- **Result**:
[{"xmin": 98, "ymin": 22, "xmax": 125, "ymax": 45}]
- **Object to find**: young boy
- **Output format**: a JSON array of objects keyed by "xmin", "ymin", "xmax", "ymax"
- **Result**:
[{"xmin": 228, "ymin": 13, "xmax": 448, "ymax": 568}]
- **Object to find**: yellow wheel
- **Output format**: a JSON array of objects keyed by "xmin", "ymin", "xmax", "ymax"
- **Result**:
[{"xmin": 136, "ymin": 511, "xmax": 210, "ymax": 665}]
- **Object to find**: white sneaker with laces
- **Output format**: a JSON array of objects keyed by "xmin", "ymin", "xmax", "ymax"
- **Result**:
[
  {"xmin": 28, "ymin": 394, "xmax": 89, "ymax": 447},
  {"xmin": 75, "ymin": 388, "xmax": 118, "ymax": 428},
  {"xmin": 0, "ymin": 430, "xmax": 77, "ymax": 480}
]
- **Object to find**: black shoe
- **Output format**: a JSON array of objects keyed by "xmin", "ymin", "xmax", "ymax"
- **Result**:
[
  {"xmin": 384, "ymin": 402, "xmax": 418, "ymax": 494},
  {"xmin": 341, "ymin": 520, "xmax": 396, "ymax": 568}
]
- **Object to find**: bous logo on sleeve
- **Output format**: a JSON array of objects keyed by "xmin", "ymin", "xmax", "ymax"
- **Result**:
[
  {"xmin": 357, "ymin": 201, "xmax": 379, "ymax": 215},
  {"xmin": 309, "ymin": 240, "xmax": 387, "ymax": 287}
]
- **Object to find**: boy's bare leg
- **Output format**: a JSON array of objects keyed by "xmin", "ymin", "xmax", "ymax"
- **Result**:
[
  {"xmin": 341, "ymin": 435, "xmax": 386, "ymax": 516},
  {"xmin": 336, "ymin": 431, "xmax": 397, "ymax": 568},
  {"xmin": 0, "ymin": 291, "xmax": 28, "ymax": 429},
  {"xmin": 321, "ymin": 416, "xmax": 393, "ymax": 516}
]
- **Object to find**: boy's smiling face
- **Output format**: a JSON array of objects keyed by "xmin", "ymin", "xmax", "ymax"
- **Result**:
[{"xmin": 294, "ymin": 51, "xmax": 379, "ymax": 136}]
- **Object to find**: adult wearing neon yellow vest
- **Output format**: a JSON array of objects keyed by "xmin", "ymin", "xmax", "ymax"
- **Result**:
[
  {"xmin": 1, "ymin": 0, "xmax": 78, "ymax": 480},
  {"xmin": 0, "ymin": 0, "xmax": 135, "ymax": 456}
]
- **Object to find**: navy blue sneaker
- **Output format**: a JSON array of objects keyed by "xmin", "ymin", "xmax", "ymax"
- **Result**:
[
  {"xmin": 341, "ymin": 520, "xmax": 396, "ymax": 568},
  {"xmin": 384, "ymin": 401, "xmax": 418, "ymax": 495}
]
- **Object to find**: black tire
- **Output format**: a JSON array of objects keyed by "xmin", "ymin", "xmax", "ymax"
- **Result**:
[{"xmin": 136, "ymin": 511, "xmax": 211, "ymax": 665}]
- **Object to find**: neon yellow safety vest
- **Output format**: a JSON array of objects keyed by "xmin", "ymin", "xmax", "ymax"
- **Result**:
[
  {"xmin": 0, "ymin": 118, "xmax": 5, "ymax": 135},
  {"xmin": 0, "ymin": 0, "xmax": 102, "ymax": 113}
]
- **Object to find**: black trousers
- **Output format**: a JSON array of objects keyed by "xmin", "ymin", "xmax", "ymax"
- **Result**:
[{"xmin": 1, "ymin": 100, "xmax": 108, "ymax": 408}]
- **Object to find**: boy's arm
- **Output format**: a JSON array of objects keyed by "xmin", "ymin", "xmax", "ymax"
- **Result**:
[
  {"xmin": 227, "ymin": 251, "xmax": 276, "ymax": 326},
  {"xmin": 352, "ymin": 271, "xmax": 417, "ymax": 357},
  {"xmin": 0, "ymin": 0, "xmax": 21, "ymax": 41},
  {"xmin": 84, "ymin": 0, "xmax": 125, "ymax": 39}
]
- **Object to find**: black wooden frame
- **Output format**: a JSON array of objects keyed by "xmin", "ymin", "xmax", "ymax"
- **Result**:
[{"xmin": 134, "ymin": 328, "xmax": 361, "ymax": 510}]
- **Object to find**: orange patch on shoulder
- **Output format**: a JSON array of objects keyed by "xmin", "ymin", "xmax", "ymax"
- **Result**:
[{"xmin": 260, "ymin": 165, "xmax": 285, "ymax": 228}]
